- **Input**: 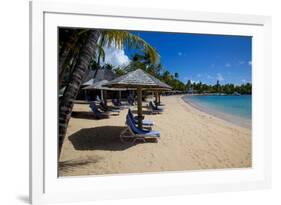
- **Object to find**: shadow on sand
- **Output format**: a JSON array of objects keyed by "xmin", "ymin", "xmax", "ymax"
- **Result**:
[
  {"xmin": 71, "ymin": 111, "xmax": 99, "ymax": 120},
  {"xmin": 71, "ymin": 111, "xmax": 116, "ymax": 119},
  {"xmin": 131, "ymin": 110, "xmax": 152, "ymax": 115},
  {"xmin": 68, "ymin": 126, "xmax": 136, "ymax": 151},
  {"xmin": 59, "ymin": 157, "xmax": 102, "ymax": 173}
]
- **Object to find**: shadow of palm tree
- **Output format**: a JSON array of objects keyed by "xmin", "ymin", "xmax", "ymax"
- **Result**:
[
  {"xmin": 59, "ymin": 157, "xmax": 102, "ymax": 174},
  {"xmin": 68, "ymin": 126, "xmax": 135, "ymax": 151},
  {"xmin": 59, "ymin": 158, "xmax": 100, "ymax": 168}
]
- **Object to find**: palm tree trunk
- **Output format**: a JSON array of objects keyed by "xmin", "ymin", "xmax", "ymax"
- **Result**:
[
  {"xmin": 59, "ymin": 31, "xmax": 79, "ymax": 75},
  {"xmin": 58, "ymin": 30, "xmax": 100, "ymax": 157},
  {"xmin": 59, "ymin": 44, "xmax": 81, "ymax": 88}
]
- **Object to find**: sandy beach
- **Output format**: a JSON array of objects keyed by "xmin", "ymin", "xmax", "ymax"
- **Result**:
[{"xmin": 59, "ymin": 95, "xmax": 251, "ymax": 176}]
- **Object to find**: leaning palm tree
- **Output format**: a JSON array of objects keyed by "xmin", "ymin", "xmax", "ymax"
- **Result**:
[{"xmin": 58, "ymin": 29, "xmax": 159, "ymax": 156}]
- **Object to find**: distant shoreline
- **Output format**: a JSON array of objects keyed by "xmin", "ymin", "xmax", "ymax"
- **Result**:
[{"xmin": 181, "ymin": 95, "xmax": 252, "ymax": 129}]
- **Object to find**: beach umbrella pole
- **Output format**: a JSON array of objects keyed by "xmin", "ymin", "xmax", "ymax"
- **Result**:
[
  {"xmin": 137, "ymin": 87, "xmax": 143, "ymax": 128},
  {"xmin": 104, "ymin": 90, "xmax": 107, "ymax": 105},
  {"xmin": 118, "ymin": 90, "xmax": 121, "ymax": 103},
  {"xmin": 101, "ymin": 90, "xmax": 104, "ymax": 101}
]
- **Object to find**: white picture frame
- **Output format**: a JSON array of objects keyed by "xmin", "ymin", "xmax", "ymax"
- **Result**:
[{"xmin": 30, "ymin": 0, "xmax": 272, "ymax": 204}]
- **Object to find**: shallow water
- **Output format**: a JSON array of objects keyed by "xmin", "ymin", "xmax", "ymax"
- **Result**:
[{"xmin": 183, "ymin": 95, "xmax": 252, "ymax": 128}]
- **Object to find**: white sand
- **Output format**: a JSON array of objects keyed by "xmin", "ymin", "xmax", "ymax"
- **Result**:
[{"xmin": 59, "ymin": 95, "xmax": 251, "ymax": 176}]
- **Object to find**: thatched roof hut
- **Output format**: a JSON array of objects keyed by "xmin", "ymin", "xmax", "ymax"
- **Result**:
[
  {"xmin": 83, "ymin": 80, "xmax": 127, "ymax": 91},
  {"xmin": 104, "ymin": 69, "xmax": 171, "ymax": 128},
  {"xmin": 77, "ymin": 69, "xmax": 118, "ymax": 101},
  {"xmin": 104, "ymin": 69, "xmax": 171, "ymax": 90},
  {"xmin": 82, "ymin": 69, "xmax": 116, "ymax": 86}
]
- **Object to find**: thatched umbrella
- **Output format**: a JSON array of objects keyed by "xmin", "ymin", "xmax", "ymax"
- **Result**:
[
  {"xmin": 148, "ymin": 75, "xmax": 171, "ymax": 104},
  {"xmin": 83, "ymin": 80, "xmax": 127, "ymax": 102},
  {"xmin": 104, "ymin": 69, "xmax": 171, "ymax": 128}
]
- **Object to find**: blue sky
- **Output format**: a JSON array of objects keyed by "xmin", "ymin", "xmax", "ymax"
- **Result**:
[{"xmin": 126, "ymin": 31, "xmax": 252, "ymax": 85}]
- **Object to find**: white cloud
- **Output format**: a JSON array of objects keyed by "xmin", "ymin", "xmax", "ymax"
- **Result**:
[
  {"xmin": 207, "ymin": 75, "xmax": 213, "ymax": 79},
  {"xmin": 197, "ymin": 73, "xmax": 202, "ymax": 78},
  {"xmin": 100, "ymin": 46, "xmax": 130, "ymax": 68},
  {"xmin": 178, "ymin": 52, "xmax": 183, "ymax": 56},
  {"xmin": 191, "ymin": 80, "xmax": 200, "ymax": 84},
  {"xmin": 242, "ymin": 79, "xmax": 247, "ymax": 83},
  {"xmin": 239, "ymin": 61, "xmax": 245, "ymax": 65},
  {"xmin": 248, "ymin": 61, "xmax": 252, "ymax": 65},
  {"xmin": 225, "ymin": 63, "xmax": 231, "ymax": 67},
  {"xmin": 216, "ymin": 73, "xmax": 224, "ymax": 81}
]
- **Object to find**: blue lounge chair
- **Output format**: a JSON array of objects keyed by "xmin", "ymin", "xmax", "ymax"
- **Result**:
[
  {"xmin": 98, "ymin": 100, "xmax": 121, "ymax": 115},
  {"xmin": 154, "ymin": 100, "xmax": 165, "ymax": 106},
  {"xmin": 148, "ymin": 102, "xmax": 163, "ymax": 114},
  {"xmin": 151, "ymin": 101, "xmax": 164, "ymax": 110},
  {"xmin": 112, "ymin": 98, "xmax": 121, "ymax": 106},
  {"xmin": 112, "ymin": 98, "xmax": 126, "ymax": 109},
  {"xmin": 127, "ymin": 94, "xmax": 135, "ymax": 106},
  {"xmin": 96, "ymin": 95, "xmax": 102, "ymax": 102},
  {"xmin": 128, "ymin": 109, "xmax": 154, "ymax": 127},
  {"xmin": 120, "ymin": 114, "xmax": 160, "ymax": 143},
  {"xmin": 89, "ymin": 102, "xmax": 109, "ymax": 119}
]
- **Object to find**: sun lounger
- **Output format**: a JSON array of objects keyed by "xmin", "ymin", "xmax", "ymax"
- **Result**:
[
  {"xmin": 151, "ymin": 101, "xmax": 164, "ymax": 110},
  {"xmin": 89, "ymin": 102, "xmax": 109, "ymax": 119},
  {"xmin": 112, "ymin": 99, "xmax": 128, "ymax": 109},
  {"xmin": 99, "ymin": 100, "xmax": 108, "ymax": 111},
  {"xmin": 154, "ymin": 100, "xmax": 165, "ymax": 106},
  {"xmin": 112, "ymin": 98, "xmax": 121, "ymax": 106},
  {"xmin": 96, "ymin": 95, "xmax": 102, "ymax": 103},
  {"xmin": 98, "ymin": 100, "xmax": 121, "ymax": 115},
  {"xmin": 120, "ymin": 114, "xmax": 160, "ymax": 143},
  {"xmin": 127, "ymin": 95, "xmax": 135, "ymax": 106},
  {"xmin": 148, "ymin": 101, "xmax": 164, "ymax": 114},
  {"xmin": 128, "ymin": 109, "xmax": 154, "ymax": 127}
]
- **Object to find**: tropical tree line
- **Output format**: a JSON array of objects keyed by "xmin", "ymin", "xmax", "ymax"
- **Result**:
[{"xmin": 185, "ymin": 80, "xmax": 252, "ymax": 95}]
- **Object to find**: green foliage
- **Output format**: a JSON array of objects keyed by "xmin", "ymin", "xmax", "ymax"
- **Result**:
[
  {"xmin": 100, "ymin": 30, "xmax": 160, "ymax": 64},
  {"xmin": 114, "ymin": 67, "xmax": 126, "ymax": 76},
  {"xmin": 186, "ymin": 81, "xmax": 252, "ymax": 95},
  {"xmin": 114, "ymin": 53, "xmax": 186, "ymax": 91}
]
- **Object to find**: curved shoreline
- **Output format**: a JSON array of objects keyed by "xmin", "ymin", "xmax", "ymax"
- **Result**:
[{"xmin": 181, "ymin": 95, "xmax": 252, "ymax": 129}]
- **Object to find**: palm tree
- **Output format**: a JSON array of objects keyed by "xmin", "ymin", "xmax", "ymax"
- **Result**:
[
  {"xmin": 58, "ymin": 29, "xmax": 159, "ymax": 156},
  {"xmin": 58, "ymin": 30, "xmax": 100, "ymax": 156},
  {"xmin": 59, "ymin": 29, "xmax": 90, "ymax": 88},
  {"xmin": 93, "ymin": 31, "xmax": 159, "ymax": 78}
]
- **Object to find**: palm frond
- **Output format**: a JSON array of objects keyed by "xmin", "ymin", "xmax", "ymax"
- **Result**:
[{"xmin": 100, "ymin": 30, "xmax": 160, "ymax": 64}]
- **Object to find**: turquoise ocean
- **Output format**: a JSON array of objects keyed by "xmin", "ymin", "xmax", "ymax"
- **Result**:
[{"xmin": 182, "ymin": 95, "xmax": 252, "ymax": 125}]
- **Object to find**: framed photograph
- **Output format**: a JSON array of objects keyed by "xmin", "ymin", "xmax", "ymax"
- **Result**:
[{"xmin": 30, "ymin": 0, "xmax": 271, "ymax": 204}]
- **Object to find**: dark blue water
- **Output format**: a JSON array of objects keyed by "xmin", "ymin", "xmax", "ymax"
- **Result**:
[{"xmin": 183, "ymin": 95, "xmax": 252, "ymax": 120}]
